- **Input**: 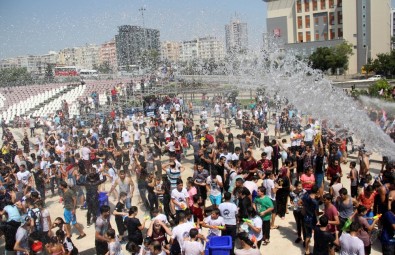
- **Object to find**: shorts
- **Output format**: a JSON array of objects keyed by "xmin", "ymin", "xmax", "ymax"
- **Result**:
[
  {"xmin": 315, "ymin": 173, "xmax": 324, "ymax": 188},
  {"xmin": 64, "ymin": 209, "xmax": 77, "ymax": 225},
  {"xmin": 303, "ymin": 220, "xmax": 314, "ymax": 238},
  {"xmin": 209, "ymin": 194, "xmax": 222, "ymax": 205},
  {"xmin": 271, "ymin": 199, "xmax": 277, "ymax": 214}
]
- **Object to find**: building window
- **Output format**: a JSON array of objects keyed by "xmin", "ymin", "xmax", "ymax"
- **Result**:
[
  {"xmin": 298, "ymin": 16, "xmax": 303, "ymax": 29},
  {"xmin": 338, "ymin": 11, "xmax": 342, "ymax": 24},
  {"xmin": 337, "ymin": 0, "xmax": 342, "ymax": 7},
  {"xmin": 323, "ymin": 15, "xmax": 327, "ymax": 24},
  {"xmin": 338, "ymin": 28, "xmax": 343, "ymax": 38},
  {"xmin": 329, "ymin": 12, "xmax": 335, "ymax": 25},
  {"xmin": 304, "ymin": 0, "xmax": 310, "ymax": 12},
  {"xmin": 298, "ymin": 32, "xmax": 304, "ymax": 42},
  {"xmin": 330, "ymin": 29, "xmax": 335, "ymax": 39},
  {"xmin": 329, "ymin": 0, "xmax": 334, "ymax": 8},
  {"xmin": 306, "ymin": 31, "xmax": 311, "ymax": 41},
  {"xmin": 315, "ymin": 31, "xmax": 320, "ymax": 40},
  {"xmin": 323, "ymin": 32, "xmax": 328, "ymax": 40},
  {"xmin": 314, "ymin": 17, "xmax": 319, "ymax": 26},
  {"xmin": 305, "ymin": 15, "xmax": 311, "ymax": 28},
  {"xmin": 321, "ymin": 0, "xmax": 326, "ymax": 9},
  {"xmin": 297, "ymin": 0, "xmax": 302, "ymax": 13},
  {"xmin": 313, "ymin": 0, "xmax": 318, "ymax": 10}
]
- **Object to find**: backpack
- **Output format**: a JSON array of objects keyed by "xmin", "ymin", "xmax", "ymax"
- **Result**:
[
  {"xmin": 28, "ymin": 208, "xmax": 43, "ymax": 232},
  {"xmin": 224, "ymin": 170, "xmax": 235, "ymax": 192},
  {"xmin": 64, "ymin": 237, "xmax": 79, "ymax": 255}
]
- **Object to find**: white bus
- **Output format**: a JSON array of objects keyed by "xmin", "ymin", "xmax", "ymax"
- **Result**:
[{"xmin": 79, "ymin": 69, "xmax": 98, "ymax": 78}]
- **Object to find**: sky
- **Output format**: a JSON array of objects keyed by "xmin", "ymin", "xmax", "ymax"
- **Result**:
[{"xmin": 0, "ymin": 0, "xmax": 267, "ymax": 59}]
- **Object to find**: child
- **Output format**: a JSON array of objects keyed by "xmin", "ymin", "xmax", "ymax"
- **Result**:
[
  {"xmin": 113, "ymin": 192, "xmax": 128, "ymax": 241},
  {"xmin": 201, "ymin": 208, "xmax": 225, "ymax": 237},
  {"xmin": 107, "ymin": 228, "xmax": 122, "ymax": 255},
  {"xmin": 151, "ymin": 241, "xmax": 166, "ymax": 255}
]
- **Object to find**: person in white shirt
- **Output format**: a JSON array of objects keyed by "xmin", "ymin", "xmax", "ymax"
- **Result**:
[
  {"xmin": 175, "ymin": 118, "xmax": 184, "ymax": 134},
  {"xmin": 171, "ymin": 213, "xmax": 196, "ymax": 253},
  {"xmin": 202, "ymin": 208, "xmax": 225, "ymax": 237},
  {"xmin": 182, "ymin": 227, "xmax": 204, "ymax": 255},
  {"xmin": 121, "ymin": 128, "xmax": 131, "ymax": 147},
  {"xmin": 206, "ymin": 169, "xmax": 223, "ymax": 207},
  {"xmin": 133, "ymin": 127, "xmax": 141, "ymax": 147},
  {"xmin": 171, "ymin": 179, "xmax": 189, "ymax": 213},
  {"xmin": 339, "ymin": 222, "xmax": 365, "ymax": 255},
  {"xmin": 263, "ymin": 141, "xmax": 273, "ymax": 160},
  {"xmin": 303, "ymin": 124, "xmax": 315, "ymax": 147},
  {"xmin": 218, "ymin": 192, "xmax": 238, "ymax": 247}
]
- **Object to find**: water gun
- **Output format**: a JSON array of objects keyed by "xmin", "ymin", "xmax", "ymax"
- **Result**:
[
  {"xmin": 372, "ymin": 214, "xmax": 382, "ymax": 220},
  {"xmin": 144, "ymin": 215, "xmax": 150, "ymax": 220},
  {"xmin": 217, "ymin": 226, "xmax": 225, "ymax": 230},
  {"xmin": 243, "ymin": 218, "xmax": 253, "ymax": 224}
]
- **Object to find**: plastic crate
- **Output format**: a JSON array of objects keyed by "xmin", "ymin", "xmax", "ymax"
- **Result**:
[{"xmin": 207, "ymin": 236, "xmax": 232, "ymax": 255}]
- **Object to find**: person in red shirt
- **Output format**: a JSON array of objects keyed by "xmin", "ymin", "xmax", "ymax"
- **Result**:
[
  {"xmin": 240, "ymin": 150, "xmax": 258, "ymax": 181},
  {"xmin": 327, "ymin": 160, "xmax": 342, "ymax": 183},
  {"xmin": 257, "ymin": 152, "xmax": 273, "ymax": 172},
  {"xmin": 357, "ymin": 185, "xmax": 376, "ymax": 213},
  {"xmin": 323, "ymin": 193, "xmax": 340, "ymax": 234},
  {"xmin": 110, "ymin": 109, "xmax": 116, "ymax": 120},
  {"xmin": 111, "ymin": 87, "xmax": 117, "ymax": 102}
]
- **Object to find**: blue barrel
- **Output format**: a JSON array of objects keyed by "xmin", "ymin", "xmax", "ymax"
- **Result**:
[{"xmin": 207, "ymin": 236, "xmax": 232, "ymax": 255}]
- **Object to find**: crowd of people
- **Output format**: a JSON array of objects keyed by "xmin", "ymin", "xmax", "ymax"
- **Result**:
[{"xmin": 0, "ymin": 90, "xmax": 394, "ymax": 255}]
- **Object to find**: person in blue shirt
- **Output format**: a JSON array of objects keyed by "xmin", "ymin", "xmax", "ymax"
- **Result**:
[{"xmin": 380, "ymin": 200, "xmax": 395, "ymax": 255}]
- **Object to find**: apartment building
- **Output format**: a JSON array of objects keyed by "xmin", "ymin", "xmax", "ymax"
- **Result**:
[
  {"xmin": 99, "ymin": 39, "xmax": 117, "ymax": 71},
  {"xmin": 225, "ymin": 19, "xmax": 248, "ymax": 54},
  {"xmin": 161, "ymin": 41, "xmax": 181, "ymax": 63},
  {"xmin": 266, "ymin": 0, "xmax": 391, "ymax": 74}
]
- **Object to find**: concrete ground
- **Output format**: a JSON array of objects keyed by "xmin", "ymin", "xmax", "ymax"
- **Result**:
[{"xmin": 0, "ymin": 114, "xmax": 386, "ymax": 255}]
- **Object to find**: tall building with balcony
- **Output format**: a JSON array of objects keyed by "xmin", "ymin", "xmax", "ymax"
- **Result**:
[
  {"xmin": 57, "ymin": 47, "xmax": 82, "ymax": 67},
  {"xmin": 179, "ymin": 37, "xmax": 225, "ymax": 62},
  {"xmin": 198, "ymin": 37, "xmax": 225, "ymax": 61},
  {"xmin": 79, "ymin": 44, "xmax": 100, "ymax": 69},
  {"xmin": 180, "ymin": 39, "xmax": 198, "ymax": 62},
  {"xmin": 161, "ymin": 41, "xmax": 181, "ymax": 63},
  {"xmin": 0, "ymin": 51, "xmax": 58, "ymax": 75},
  {"xmin": 266, "ymin": 0, "xmax": 391, "ymax": 74},
  {"xmin": 115, "ymin": 25, "xmax": 160, "ymax": 68},
  {"xmin": 225, "ymin": 19, "xmax": 248, "ymax": 54},
  {"xmin": 99, "ymin": 39, "xmax": 117, "ymax": 71}
]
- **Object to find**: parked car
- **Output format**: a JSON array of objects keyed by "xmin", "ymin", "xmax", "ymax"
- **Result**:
[{"xmin": 368, "ymin": 75, "xmax": 384, "ymax": 81}]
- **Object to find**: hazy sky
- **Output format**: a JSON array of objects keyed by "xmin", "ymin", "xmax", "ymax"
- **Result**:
[
  {"xmin": 0, "ymin": 0, "xmax": 267, "ymax": 59},
  {"xmin": 1, "ymin": 0, "xmax": 394, "ymax": 60}
]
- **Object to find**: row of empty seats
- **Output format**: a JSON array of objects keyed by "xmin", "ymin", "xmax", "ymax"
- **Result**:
[
  {"xmin": 1, "ymin": 85, "xmax": 70, "ymax": 122},
  {"xmin": 30, "ymin": 85, "xmax": 86, "ymax": 118}
]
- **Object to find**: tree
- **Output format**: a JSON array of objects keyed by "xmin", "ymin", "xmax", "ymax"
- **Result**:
[
  {"xmin": 368, "ymin": 79, "xmax": 392, "ymax": 99},
  {"xmin": 0, "ymin": 67, "xmax": 33, "ymax": 86},
  {"xmin": 309, "ymin": 47, "xmax": 334, "ymax": 72},
  {"xmin": 308, "ymin": 42, "xmax": 353, "ymax": 74},
  {"xmin": 371, "ymin": 51, "xmax": 395, "ymax": 76},
  {"xmin": 44, "ymin": 63, "xmax": 54, "ymax": 82}
]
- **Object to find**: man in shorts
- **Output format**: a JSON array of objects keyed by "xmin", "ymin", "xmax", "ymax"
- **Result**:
[
  {"xmin": 59, "ymin": 181, "xmax": 86, "ymax": 240},
  {"xmin": 302, "ymin": 185, "xmax": 319, "ymax": 255}
]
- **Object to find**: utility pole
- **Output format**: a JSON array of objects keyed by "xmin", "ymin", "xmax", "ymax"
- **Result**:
[{"xmin": 139, "ymin": 7, "xmax": 147, "ymax": 48}]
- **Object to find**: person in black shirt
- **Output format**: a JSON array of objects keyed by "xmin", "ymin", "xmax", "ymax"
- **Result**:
[
  {"xmin": 237, "ymin": 187, "xmax": 252, "ymax": 221},
  {"xmin": 226, "ymin": 127, "xmax": 235, "ymax": 153},
  {"xmin": 313, "ymin": 215, "xmax": 339, "ymax": 255},
  {"xmin": 113, "ymin": 192, "xmax": 128, "ymax": 240},
  {"xmin": 124, "ymin": 206, "xmax": 147, "ymax": 245}
]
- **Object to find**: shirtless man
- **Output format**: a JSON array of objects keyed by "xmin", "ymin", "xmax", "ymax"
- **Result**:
[
  {"xmin": 358, "ymin": 148, "xmax": 370, "ymax": 194},
  {"xmin": 108, "ymin": 170, "xmax": 135, "ymax": 209}
]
